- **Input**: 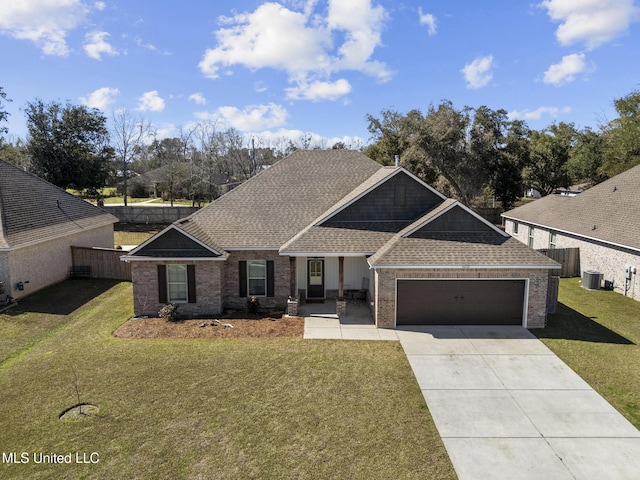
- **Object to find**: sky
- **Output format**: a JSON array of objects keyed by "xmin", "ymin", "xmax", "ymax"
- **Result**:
[{"xmin": 1, "ymin": 0, "xmax": 639, "ymax": 150}]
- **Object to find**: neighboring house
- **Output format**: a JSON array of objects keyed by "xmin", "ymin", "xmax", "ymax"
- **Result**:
[
  {"xmin": 502, "ymin": 164, "xmax": 640, "ymax": 301},
  {"xmin": 129, "ymin": 164, "xmax": 239, "ymax": 199},
  {"xmin": 0, "ymin": 159, "xmax": 118, "ymax": 302},
  {"xmin": 123, "ymin": 151, "xmax": 559, "ymax": 328}
]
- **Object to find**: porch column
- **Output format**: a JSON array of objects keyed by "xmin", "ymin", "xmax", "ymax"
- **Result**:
[
  {"xmin": 289, "ymin": 257, "xmax": 297, "ymax": 298},
  {"xmin": 338, "ymin": 256, "xmax": 344, "ymax": 300}
]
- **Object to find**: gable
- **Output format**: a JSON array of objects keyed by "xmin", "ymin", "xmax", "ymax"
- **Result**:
[
  {"xmin": 323, "ymin": 170, "xmax": 444, "ymax": 225},
  {"xmin": 408, "ymin": 205, "xmax": 497, "ymax": 238},
  {"xmin": 134, "ymin": 227, "xmax": 223, "ymax": 258}
]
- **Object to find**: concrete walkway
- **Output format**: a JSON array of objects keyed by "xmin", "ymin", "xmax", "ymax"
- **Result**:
[{"xmin": 303, "ymin": 314, "xmax": 640, "ymax": 479}]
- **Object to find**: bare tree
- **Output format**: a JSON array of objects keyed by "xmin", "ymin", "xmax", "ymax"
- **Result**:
[
  {"xmin": 111, "ymin": 109, "xmax": 151, "ymax": 206},
  {"xmin": 193, "ymin": 120, "xmax": 223, "ymax": 202}
]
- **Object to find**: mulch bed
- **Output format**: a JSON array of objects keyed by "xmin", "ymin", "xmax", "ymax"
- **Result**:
[{"xmin": 113, "ymin": 314, "xmax": 304, "ymax": 339}]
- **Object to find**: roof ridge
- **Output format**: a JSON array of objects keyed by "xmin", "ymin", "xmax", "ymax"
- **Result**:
[{"xmin": 279, "ymin": 167, "xmax": 392, "ymax": 252}]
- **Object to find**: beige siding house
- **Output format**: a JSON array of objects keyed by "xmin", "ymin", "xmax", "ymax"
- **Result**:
[
  {"xmin": 0, "ymin": 159, "xmax": 118, "ymax": 302},
  {"xmin": 502, "ymin": 164, "xmax": 640, "ymax": 301},
  {"xmin": 124, "ymin": 151, "xmax": 559, "ymax": 328}
]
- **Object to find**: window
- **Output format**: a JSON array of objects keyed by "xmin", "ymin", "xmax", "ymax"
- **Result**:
[
  {"xmin": 513, "ymin": 222, "xmax": 519, "ymax": 235},
  {"xmin": 239, "ymin": 260, "xmax": 274, "ymax": 298},
  {"xmin": 248, "ymin": 260, "xmax": 267, "ymax": 296},
  {"xmin": 550, "ymin": 231, "xmax": 557, "ymax": 249},
  {"xmin": 167, "ymin": 264, "xmax": 188, "ymax": 302},
  {"xmin": 528, "ymin": 226, "xmax": 535, "ymax": 248},
  {"xmin": 157, "ymin": 264, "xmax": 196, "ymax": 304}
]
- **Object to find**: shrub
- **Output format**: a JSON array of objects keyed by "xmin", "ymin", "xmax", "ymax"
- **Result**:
[
  {"xmin": 158, "ymin": 303, "xmax": 179, "ymax": 322},
  {"xmin": 247, "ymin": 296, "xmax": 260, "ymax": 314}
]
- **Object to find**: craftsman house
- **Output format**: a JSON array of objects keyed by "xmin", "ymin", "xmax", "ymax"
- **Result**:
[
  {"xmin": 123, "ymin": 151, "xmax": 559, "ymax": 328},
  {"xmin": 0, "ymin": 159, "xmax": 118, "ymax": 302}
]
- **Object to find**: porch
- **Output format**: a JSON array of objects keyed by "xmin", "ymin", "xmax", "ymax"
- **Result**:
[
  {"xmin": 299, "ymin": 299, "xmax": 397, "ymax": 340},
  {"xmin": 290, "ymin": 255, "xmax": 374, "ymax": 304}
]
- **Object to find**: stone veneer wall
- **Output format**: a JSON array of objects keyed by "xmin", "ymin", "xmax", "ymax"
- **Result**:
[
  {"xmin": 131, "ymin": 260, "xmax": 224, "ymax": 317},
  {"xmin": 222, "ymin": 251, "xmax": 290, "ymax": 311},
  {"xmin": 374, "ymin": 267, "xmax": 551, "ymax": 329},
  {"xmin": 506, "ymin": 219, "xmax": 640, "ymax": 301}
]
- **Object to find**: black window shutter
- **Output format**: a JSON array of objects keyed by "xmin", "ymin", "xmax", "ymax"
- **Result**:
[
  {"xmin": 187, "ymin": 265, "xmax": 196, "ymax": 303},
  {"xmin": 157, "ymin": 265, "xmax": 167, "ymax": 303},
  {"xmin": 267, "ymin": 260, "xmax": 275, "ymax": 297},
  {"xmin": 239, "ymin": 261, "xmax": 247, "ymax": 297}
]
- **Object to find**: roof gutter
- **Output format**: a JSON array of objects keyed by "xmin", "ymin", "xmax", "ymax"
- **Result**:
[{"xmin": 368, "ymin": 264, "xmax": 561, "ymax": 270}]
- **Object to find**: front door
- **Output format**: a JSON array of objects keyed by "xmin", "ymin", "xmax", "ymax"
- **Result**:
[{"xmin": 307, "ymin": 258, "xmax": 324, "ymax": 298}]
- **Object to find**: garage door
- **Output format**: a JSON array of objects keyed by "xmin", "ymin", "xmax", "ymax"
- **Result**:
[{"xmin": 396, "ymin": 279, "xmax": 525, "ymax": 326}]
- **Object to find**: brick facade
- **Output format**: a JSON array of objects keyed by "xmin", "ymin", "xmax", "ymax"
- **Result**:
[
  {"xmin": 222, "ymin": 251, "xmax": 290, "ymax": 311},
  {"xmin": 373, "ymin": 267, "xmax": 551, "ymax": 329},
  {"xmin": 130, "ymin": 251, "xmax": 293, "ymax": 317},
  {"xmin": 131, "ymin": 260, "xmax": 224, "ymax": 317},
  {"xmin": 506, "ymin": 219, "xmax": 640, "ymax": 301}
]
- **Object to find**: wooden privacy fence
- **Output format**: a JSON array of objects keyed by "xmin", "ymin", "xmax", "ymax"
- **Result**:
[
  {"xmin": 547, "ymin": 274, "xmax": 559, "ymax": 315},
  {"xmin": 71, "ymin": 246, "xmax": 132, "ymax": 281},
  {"xmin": 537, "ymin": 247, "xmax": 580, "ymax": 278}
]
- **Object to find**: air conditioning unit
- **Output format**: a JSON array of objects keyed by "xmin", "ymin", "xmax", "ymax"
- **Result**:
[{"xmin": 582, "ymin": 270, "xmax": 603, "ymax": 290}]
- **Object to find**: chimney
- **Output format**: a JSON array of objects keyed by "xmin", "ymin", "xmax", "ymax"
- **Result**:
[{"xmin": 394, "ymin": 155, "xmax": 399, "ymax": 167}]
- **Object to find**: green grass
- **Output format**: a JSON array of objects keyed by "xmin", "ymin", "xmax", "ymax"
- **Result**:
[
  {"xmin": 113, "ymin": 223, "xmax": 164, "ymax": 247},
  {"xmin": 0, "ymin": 281, "xmax": 455, "ymax": 480},
  {"xmin": 101, "ymin": 196, "xmax": 155, "ymax": 204},
  {"xmin": 535, "ymin": 278, "xmax": 640, "ymax": 428}
]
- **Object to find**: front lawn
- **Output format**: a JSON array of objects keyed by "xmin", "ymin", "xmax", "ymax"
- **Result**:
[
  {"xmin": 536, "ymin": 278, "xmax": 640, "ymax": 428},
  {"xmin": 0, "ymin": 281, "xmax": 455, "ymax": 480}
]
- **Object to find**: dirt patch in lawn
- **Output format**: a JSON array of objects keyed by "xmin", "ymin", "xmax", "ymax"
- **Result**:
[{"xmin": 113, "ymin": 314, "xmax": 304, "ymax": 339}]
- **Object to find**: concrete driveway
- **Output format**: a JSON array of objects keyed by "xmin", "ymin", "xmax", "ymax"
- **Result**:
[
  {"xmin": 396, "ymin": 325, "xmax": 640, "ymax": 480},
  {"xmin": 303, "ymin": 311, "xmax": 640, "ymax": 479}
]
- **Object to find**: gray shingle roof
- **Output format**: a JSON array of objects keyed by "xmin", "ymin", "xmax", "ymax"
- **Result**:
[
  {"xmin": 279, "ymin": 223, "xmax": 403, "ymax": 255},
  {"xmin": 177, "ymin": 150, "xmax": 383, "ymax": 249},
  {"xmin": 502, "ymin": 164, "xmax": 640, "ymax": 251},
  {"xmin": 369, "ymin": 200, "xmax": 559, "ymax": 268},
  {"xmin": 0, "ymin": 159, "xmax": 118, "ymax": 249}
]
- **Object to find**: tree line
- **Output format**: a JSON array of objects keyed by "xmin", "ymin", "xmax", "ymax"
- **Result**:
[
  {"xmin": 364, "ymin": 91, "xmax": 640, "ymax": 209},
  {"xmin": 1, "ymin": 86, "xmax": 639, "ymax": 210}
]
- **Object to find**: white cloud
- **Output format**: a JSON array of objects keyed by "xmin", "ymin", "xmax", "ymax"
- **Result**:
[
  {"xmin": 249, "ymin": 129, "xmax": 363, "ymax": 150},
  {"xmin": 325, "ymin": 0, "xmax": 389, "ymax": 79},
  {"xmin": 199, "ymin": 3, "xmax": 329, "ymax": 79},
  {"xmin": 198, "ymin": 0, "xmax": 390, "ymax": 99},
  {"xmin": 189, "ymin": 93, "xmax": 207, "ymax": 105},
  {"xmin": 418, "ymin": 7, "xmax": 437, "ymax": 36},
  {"xmin": 136, "ymin": 91, "xmax": 165, "ymax": 112},
  {"xmin": 508, "ymin": 106, "xmax": 572, "ymax": 121},
  {"xmin": 79, "ymin": 87, "xmax": 119, "ymax": 110},
  {"xmin": 94, "ymin": 2, "xmax": 106, "ymax": 11},
  {"xmin": 285, "ymin": 78, "xmax": 351, "ymax": 101},
  {"xmin": 540, "ymin": 0, "xmax": 640, "ymax": 49},
  {"xmin": 0, "ymin": 0, "xmax": 89, "ymax": 55},
  {"xmin": 83, "ymin": 31, "xmax": 118, "ymax": 60},
  {"xmin": 461, "ymin": 55, "xmax": 494, "ymax": 89},
  {"xmin": 543, "ymin": 53, "xmax": 588, "ymax": 85},
  {"xmin": 195, "ymin": 103, "xmax": 288, "ymax": 131}
]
